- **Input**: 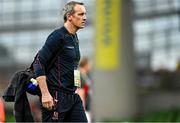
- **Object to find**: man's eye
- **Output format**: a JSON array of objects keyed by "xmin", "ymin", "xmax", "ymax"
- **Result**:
[{"xmin": 78, "ymin": 13, "xmax": 85, "ymax": 16}]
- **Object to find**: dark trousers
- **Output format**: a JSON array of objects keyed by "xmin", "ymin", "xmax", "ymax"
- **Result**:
[{"xmin": 41, "ymin": 90, "xmax": 87, "ymax": 122}]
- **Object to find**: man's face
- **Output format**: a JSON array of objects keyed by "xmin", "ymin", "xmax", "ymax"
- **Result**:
[{"xmin": 70, "ymin": 4, "xmax": 87, "ymax": 29}]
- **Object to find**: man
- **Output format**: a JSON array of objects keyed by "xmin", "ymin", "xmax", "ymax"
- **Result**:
[
  {"xmin": 76, "ymin": 57, "xmax": 92, "ymax": 122},
  {"xmin": 33, "ymin": 1, "xmax": 87, "ymax": 122}
]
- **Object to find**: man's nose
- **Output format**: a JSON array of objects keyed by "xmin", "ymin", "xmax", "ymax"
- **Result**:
[{"xmin": 83, "ymin": 15, "xmax": 87, "ymax": 20}]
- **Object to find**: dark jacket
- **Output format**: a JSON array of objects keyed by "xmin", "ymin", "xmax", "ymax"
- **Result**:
[{"xmin": 3, "ymin": 69, "xmax": 40, "ymax": 122}]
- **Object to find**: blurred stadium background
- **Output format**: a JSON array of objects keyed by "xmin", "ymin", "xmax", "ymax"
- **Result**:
[{"xmin": 0, "ymin": 0, "xmax": 180, "ymax": 122}]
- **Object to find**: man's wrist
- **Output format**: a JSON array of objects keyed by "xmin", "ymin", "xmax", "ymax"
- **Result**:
[
  {"xmin": 41, "ymin": 89, "xmax": 50, "ymax": 95},
  {"xmin": 36, "ymin": 76, "xmax": 50, "ymax": 95}
]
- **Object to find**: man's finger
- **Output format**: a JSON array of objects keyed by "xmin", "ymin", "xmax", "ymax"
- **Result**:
[
  {"xmin": 43, "ymin": 102, "xmax": 49, "ymax": 108},
  {"xmin": 47, "ymin": 106, "xmax": 53, "ymax": 110},
  {"xmin": 42, "ymin": 102, "xmax": 47, "ymax": 105},
  {"xmin": 43, "ymin": 104, "xmax": 52, "ymax": 110},
  {"xmin": 43, "ymin": 104, "xmax": 47, "ymax": 108},
  {"xmin": 44, "ymin": 100, "xmax": 53, "ymax": 109},
  {"xmin": 47, "ymin": 102, "xmax": 53, "ymax": 110},
  {"xmin": 49, "ymin": 99, "xmax": 54, "ymax": 107}
]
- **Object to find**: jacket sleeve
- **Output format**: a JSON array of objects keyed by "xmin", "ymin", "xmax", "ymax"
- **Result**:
[{"xmin": 33, "ymin": 30, "xmax": 63, "ymax": 77}]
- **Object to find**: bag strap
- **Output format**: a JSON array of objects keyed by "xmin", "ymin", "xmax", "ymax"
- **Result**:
[{"xmin": 29, "ymin": 47, "xmax": 63, "ymax": 72}]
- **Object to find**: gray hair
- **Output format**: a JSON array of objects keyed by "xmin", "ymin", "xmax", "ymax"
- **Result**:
[{"xmin": 62, "ymin": 1, "xmax": 84, "ymax": 22}]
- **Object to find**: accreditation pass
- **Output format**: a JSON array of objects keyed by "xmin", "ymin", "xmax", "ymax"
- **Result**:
[{"xmin": 74, "ymin": 70, "xmax": 81, "ymax": 87}]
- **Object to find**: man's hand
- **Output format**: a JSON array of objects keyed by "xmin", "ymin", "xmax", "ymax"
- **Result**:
[
  {"xmin": 42, "ymin": 92, "xmax": 54, "ymax": 110},
  {"xmin": 36, "ymin": 76, "xmax": 54, "ymax": 110}
]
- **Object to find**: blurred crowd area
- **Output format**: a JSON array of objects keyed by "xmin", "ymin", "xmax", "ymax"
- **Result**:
[
  {"xmin": 0, "ymin": 0, "xmax": 180, "ymax": 122},
  {"xmin": 138, "ymin": 60, "xmax": 180, "ymax": 92}
]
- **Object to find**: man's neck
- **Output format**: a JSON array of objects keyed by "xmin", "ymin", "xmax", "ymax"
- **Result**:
[{"xmin": 64, "ymin": 22, "xmax": 78, "ymax": 34}]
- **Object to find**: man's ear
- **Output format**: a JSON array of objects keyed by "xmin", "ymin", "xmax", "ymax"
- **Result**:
[{"xmin": 66, "ymin": 13, "xmax": 72, "ymax": 21}]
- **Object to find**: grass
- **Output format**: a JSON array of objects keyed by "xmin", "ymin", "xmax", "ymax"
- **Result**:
[
  {"xmin": 103, "ymin": 109, "xmax": 180, "ymax": 122},
  {"xmin": 5, "ymin": 114, "xmax": 15, "ymax": 122}
]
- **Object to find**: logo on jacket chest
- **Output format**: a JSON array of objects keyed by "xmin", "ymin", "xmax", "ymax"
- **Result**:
[{"xmin": 66, "ymin": 46, "xmax": 74, "ymax": 49}]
